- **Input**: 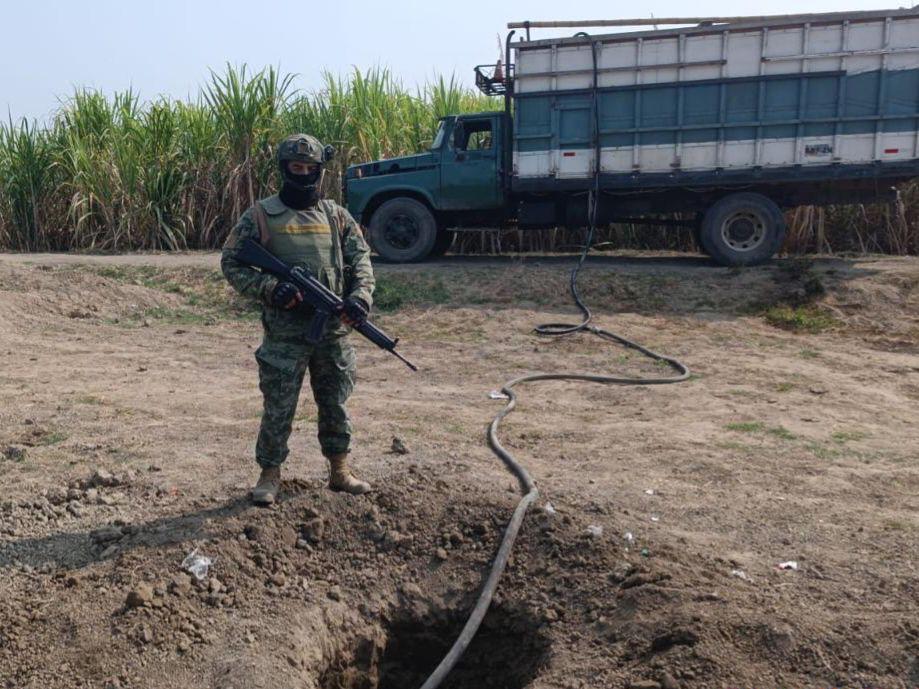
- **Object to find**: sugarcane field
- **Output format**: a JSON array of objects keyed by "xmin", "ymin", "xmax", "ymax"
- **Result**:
[{"xmin": 1, "ymin": 4, "xmax": 918, "ymax": 689}]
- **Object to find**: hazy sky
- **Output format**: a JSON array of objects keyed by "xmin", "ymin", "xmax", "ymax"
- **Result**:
[{"xmin": 1, "ymin": 0, "xmax": 900, "ymax": 121}]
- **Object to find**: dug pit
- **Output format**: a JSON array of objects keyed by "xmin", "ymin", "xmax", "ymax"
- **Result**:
[{"xmin": 318, "ymin": 602, "xmax": 551, "ymax": 689}]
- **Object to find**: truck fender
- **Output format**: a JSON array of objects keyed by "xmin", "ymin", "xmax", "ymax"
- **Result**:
[{"xmin": 359, "ymin": 187, "xmax": 439, "ymax": 223}]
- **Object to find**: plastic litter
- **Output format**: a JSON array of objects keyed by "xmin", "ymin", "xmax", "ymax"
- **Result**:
[
  {"xmin": 586, "ymin": 525, "xmax": 603, "ymax": 538},
  {"xmin": 650, "ymin": 515, "xmax": 660, "ymax": 522},
  {"xmin": 488, "ymin": 390, "xmax": 509, "ymax": 400},
  {"xmin": 777, "ymin": 560, "xmax": 798, "ymax": 571},
  {"xmin": 181, "ymin": 548, "xmax": 213, "ymax": 581},
  {"xmin": 623, "ymin": 531, "xmax": 635, "ymax": 543},
  {"xmin": 644, "ymin": 489, "xmax": 655, "ymax": 495},
  {"xmin": 543, "ymin": 502, "xmax": 556, "ymax": 516},
  {"xmin": 730, "ymin": 568, "xmax": 752, "ymax": 581}
]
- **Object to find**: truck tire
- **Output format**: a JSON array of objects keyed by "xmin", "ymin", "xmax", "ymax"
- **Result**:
[
  {"xmin": 699, "ymin": 193, "xmax": 785, "ymax": 266},
  {"xmin": 368, "ymin": 198, "xmax": 438, "ymax": 263},
  {"xmin": 429, "ymin": 228, "xmax": 455, "ymax": 257}
]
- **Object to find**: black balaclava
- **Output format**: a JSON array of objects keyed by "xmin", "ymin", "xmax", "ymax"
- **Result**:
[{"xmin": 279, "ymin": 165, "xmax": 322, "ymax": 210}]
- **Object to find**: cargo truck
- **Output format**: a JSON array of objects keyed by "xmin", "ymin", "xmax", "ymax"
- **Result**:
[{"xmin": 345, "ymin": 8, "xmax": 919, "ymax": 265}]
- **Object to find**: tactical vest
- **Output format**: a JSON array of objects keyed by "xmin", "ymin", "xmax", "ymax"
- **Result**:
[{"xmin": 252, "ymin": 195, "xmax": 346, "ymax": 296}]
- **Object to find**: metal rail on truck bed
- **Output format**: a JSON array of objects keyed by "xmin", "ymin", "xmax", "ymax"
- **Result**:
[{"xmin": 495, "ymin": 8, "xmax": 919, "ymax": 192}]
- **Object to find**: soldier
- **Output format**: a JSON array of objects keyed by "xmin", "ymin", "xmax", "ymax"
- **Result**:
[{"xmin": 221, "ymin": 134, "xmax": 375, "ymax": 505}]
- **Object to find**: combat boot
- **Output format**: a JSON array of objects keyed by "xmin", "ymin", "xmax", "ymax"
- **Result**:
[
  {"xmin": 326, "ymin": 453, "xmax": 371, "ymax": 495},
  {"xmin": 251, "ymin": 465, "xmax": 281, "ymax": 505}
]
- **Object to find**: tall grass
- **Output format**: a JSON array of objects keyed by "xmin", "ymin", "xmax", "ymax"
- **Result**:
[
  {"xmin": 781, "ymin": 183, "xmax": 919, "ymax": 256},
  {"xmin": 0, "ymin": 64, "xmax": 916, "ymax": 255},
  {"xmin": 0, "ymin": 65, "xmax": 495, "ymax": 251}
]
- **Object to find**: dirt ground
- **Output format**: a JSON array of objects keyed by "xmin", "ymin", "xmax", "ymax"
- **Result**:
[{"xmin": 0, "ymin": 250, "xmax": 917, "ymax": 689}]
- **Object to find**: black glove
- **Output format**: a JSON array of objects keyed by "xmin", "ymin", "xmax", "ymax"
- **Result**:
[
  {"xmin": 270, "ymin": 282, "xmax": 302, "ymax": 309},
  {"xmin": 341, "ymin": 297, "xmax": 369, "ymax": 326}
]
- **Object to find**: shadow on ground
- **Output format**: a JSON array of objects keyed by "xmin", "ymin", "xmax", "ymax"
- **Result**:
[{"xmin": 0, "ymin": 495, "xmax": 258, "ymax": 571}]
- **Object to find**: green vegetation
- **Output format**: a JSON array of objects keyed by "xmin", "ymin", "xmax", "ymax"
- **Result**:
[
  {"xmin": 37, "ymin": 430, "xmax": 68, "ymax": 446},
  {"xmin": 725, "ymin": 421, "xmax": 766, "ymax": 433},
  {"xmin": 725, "ymin": 421, "xmax": 796, "ymax": 440},
  {"xmin": 831, "ymin": 429, "xmax": 869, "ymax": 444},
  {"xmin": 85, "ymin": 265, "xmax": 260, "ymax": 323},
  {"xmin": 0, "ymin": 65, "xmax": 495, "ymax": 252},
  {"xmin": 882, "ymin": 519, "xmax": 914, "ymax": 532},
  {"xmin": 804, "ymin": 441, "xmax": 843, "ymax": 460},
  {"xmin": 373, "ymin": 274, "xmax": 450, "ymax": 311},
  {"xmin": 764, "ymin": 305, "xmax": 839, "ymax": 333},
  {"xmin": 76, "ymin": 395, "xmax": 105, "ymax": 405},
  {"xmin": 142, "ymin": 307, "xmax": 214, "ymax": 325},
  {"xmin": 767, "ymin": 425, "xmax": 796, "ymax": 440},
  {"xmin": 717, "ymin": 419, "xmax": 877, "ymax": 461},
  {"xmin": 89, "ymin": 264, "xmax": 461, "ymax": 325}
]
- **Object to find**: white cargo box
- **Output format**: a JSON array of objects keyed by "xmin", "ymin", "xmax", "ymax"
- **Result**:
[{"xmin": 510, "ymin": 9, "xmax": 919, "ymax": 180}]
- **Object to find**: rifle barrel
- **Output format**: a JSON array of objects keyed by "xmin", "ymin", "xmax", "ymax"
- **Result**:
[{"xmin": 391, "ymin": 349, "xmax": 419, "ymax": 372}]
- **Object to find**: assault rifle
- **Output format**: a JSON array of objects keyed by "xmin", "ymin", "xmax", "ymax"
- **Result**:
[{"xmin": 234, "ymin": 238, "xmax": 418, "ymax": 372}]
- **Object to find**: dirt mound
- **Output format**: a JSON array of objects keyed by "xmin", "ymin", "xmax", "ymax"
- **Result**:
[
  {"xmin": 0, "ymin": 263, "xmax": 187, "ymax": 332},
  {"xmin": 2, "ymin": 463, "xmax": 916, "ymax": 689},
  {"xmin": 816, "ymin": 257, "xmax": 919, "ymax": 343},
  {"xmin": 2, "ymin": 254, "xmax": 917, "ymax": 342}
]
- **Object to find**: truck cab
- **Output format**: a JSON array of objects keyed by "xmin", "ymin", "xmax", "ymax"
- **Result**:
[{"xmin": 345, "ymin": 112, "xmax": 507, "ymax": 261}]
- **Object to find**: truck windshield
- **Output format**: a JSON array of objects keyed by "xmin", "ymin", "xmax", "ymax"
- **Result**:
[{"xmin": 430, "ymin": 120, "xmax": 447, "ymax": 150}]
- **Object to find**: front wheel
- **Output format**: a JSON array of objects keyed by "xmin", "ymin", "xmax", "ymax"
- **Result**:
[
  {"xmin": 699, "ymin": 193, "xmax": 785, "ymax": 266},
  {"xmin": 368, "ymin": 198, "xmax": 438, "ymax": 262}
]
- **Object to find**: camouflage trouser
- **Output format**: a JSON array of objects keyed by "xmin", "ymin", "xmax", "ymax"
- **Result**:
[{"xmin": 254, "ymin": 333, "xmax": 356, "ymax": 468}]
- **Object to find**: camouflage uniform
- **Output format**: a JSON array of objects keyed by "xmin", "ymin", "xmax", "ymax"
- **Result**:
[{"xmin": 221, "ymin": 195, "xmax": 375, "ymax": 468}]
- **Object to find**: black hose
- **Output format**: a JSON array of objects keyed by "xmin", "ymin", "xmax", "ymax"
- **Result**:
[
  {"xmin": 419, "ymin": 36, "xmax": 689, "ymax": 689},
  {"xmin": 419, "ymin": 243, "xmax": 689, "ymax": 689}
]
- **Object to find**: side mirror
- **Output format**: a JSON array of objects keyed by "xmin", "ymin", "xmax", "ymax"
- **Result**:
[
  {"xmin": 452, "ymin": 123, "xmax": 465, "ymax": 150},
  {"xmin": 323, "ymin": 144, "xmax": 336, "ymax": 162}
]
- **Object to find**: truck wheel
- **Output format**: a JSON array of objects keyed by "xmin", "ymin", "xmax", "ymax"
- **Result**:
[
  {"xmin": 368, "ymin": 198, "xmax": 438, "ymax": 263},
  {"xmin": 429, "ymin": 228, "xmax": 455, "ymax": 257},
  {"xmin": 699, "ymin": 193, "xmax": 785, "ymax": 266}
]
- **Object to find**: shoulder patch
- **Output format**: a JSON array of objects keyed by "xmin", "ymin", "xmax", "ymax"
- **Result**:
[{"xmin": 261, "ymin": 195, "xmax": 288, "ymax": 216}]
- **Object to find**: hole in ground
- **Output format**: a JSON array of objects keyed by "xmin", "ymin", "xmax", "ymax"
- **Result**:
[{"xmin": 319, "ymin": 601, "xmax": 551, "ymax": 689}]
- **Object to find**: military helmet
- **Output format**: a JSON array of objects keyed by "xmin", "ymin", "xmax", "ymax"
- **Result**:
[{"xmin": 277, "ymin": 134, "xmax": 335, "ymax": 167}]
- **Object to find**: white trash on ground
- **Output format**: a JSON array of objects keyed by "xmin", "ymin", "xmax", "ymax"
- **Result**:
[
  {"xmin": 777, "ymin": 560, "xmax": 799, "ymax": 571},
  {"xmin": 730, "ymin": 569, "xmax": 752, "ymax": 582},
  {"xmin": 543, "ymin": 502, "xmax": 556, "ymax": 516},
  {"xmin": 488, "ymin": 390, "xmax": 509, "ymax": 400},
  {"xmin": 586, "ymin": 525, "xmax": 603, "ymax": 538},
  {"xmin": 182, "ymin": 548, "xmax": 214, "ymax": 580}
]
